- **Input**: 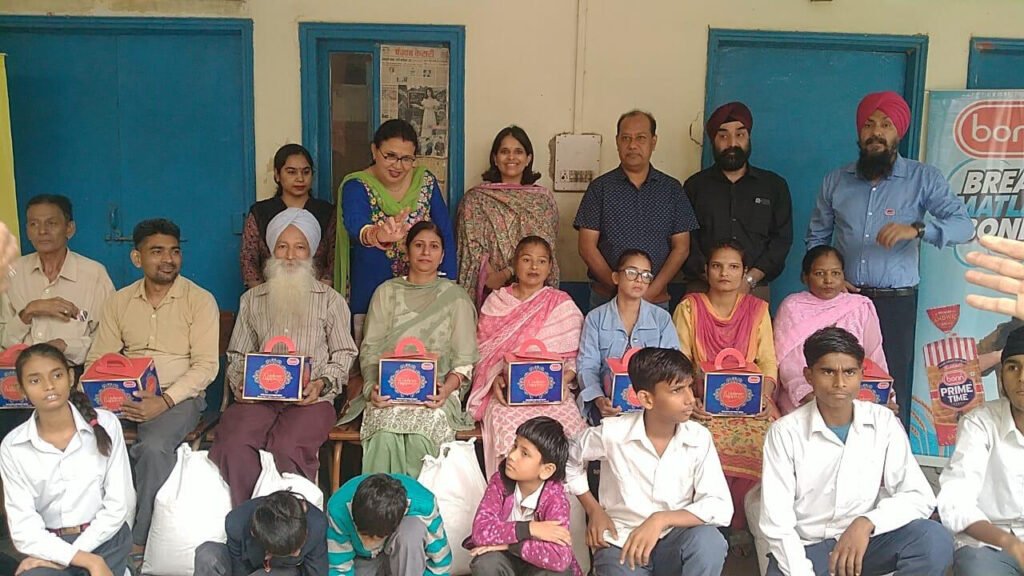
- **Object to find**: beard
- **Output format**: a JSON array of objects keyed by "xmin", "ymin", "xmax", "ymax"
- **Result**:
[
  {"xmin": 856, "ymin": 137, "xmax": 898, "ymax": 181},
  {"xmin": 264, "ymin": 258, "xmax": 315, "ymax": 332},
  {"xmin": 713, "ymin": 144, "xmax": 750, "ymax": 172}
]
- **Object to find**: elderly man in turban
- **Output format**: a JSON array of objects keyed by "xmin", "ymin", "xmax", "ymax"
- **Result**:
[
  {"xmin": 683, "ymin": 101, "xmax": 793, "ymax": 300},
  {"xmin": 211, "ymin": 208, "xmax": 357, "ymax": 506},
  {"xmin": 806, "ymin": 90, "xmax": 972, "ymax": 426}
]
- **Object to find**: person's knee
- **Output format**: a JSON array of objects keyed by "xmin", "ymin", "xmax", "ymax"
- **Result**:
[
  {"xmin": 469, "ymin": 551, "xmax": 507, "ymax": 575},
  {"xmin": 682, "ymin": 525, "xmax": 728, "ymax": 565},
  {"xmin": 194, "ymin": 541, "xmax": 230, "ymax": 567},
  {"xmin": 906, "ymin": 519, "xmax": 954, "ymax": 566},
  {"xmin": 392, "ymin": 516, "xmax": 428, "ymax": 551}
]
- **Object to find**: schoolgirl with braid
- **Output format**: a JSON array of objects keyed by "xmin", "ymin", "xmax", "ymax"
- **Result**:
[{"xmin": 0, "ymin": 343, "xmax": 135, "ymax": 576}]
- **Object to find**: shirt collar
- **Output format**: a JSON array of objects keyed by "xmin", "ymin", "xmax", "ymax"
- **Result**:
[
  {"xmin": 809, "ymin": 400, "xmax": 876, "ymax": 439},
  {"xmin": 623, "ymin": 411, "xmax": 701, "ymax": 450},
  {"xmin": 843, "ymin": 154, "xmax": 908, "ymax": 179},
  {"xmin": 615, "ymin": 164, "xmax": 662, "ymax": 185},
  {"xmin": 598, "ymin": 298, "xmax": 660, "ymax": 332},
  {"xmin": 26, "ymin": 250, "xmax": 79, "ymax": 282},
  {"xmin": 710, "ymin": 164, "xmax": 760, "ymax": 183},
  {"xmin": 995, "ymin": 398, "xmax": 1023, "ymax": 441},
  {"xmin": 10, "ymin": 403, "xmax": 94, "ymax": 449},
  {"xmin": 132, "ymin": 275, "xmax": 186, "ymax": 302},
  {"xmin": 514, "ymin": 482, "xmax": 543, "ymax": 512}
]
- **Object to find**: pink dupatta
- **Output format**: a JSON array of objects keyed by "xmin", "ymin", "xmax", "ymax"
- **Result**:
[
  {"xmin": 689, "ymin": 293, "xmax": 766, "ymax": 362},
  {"xmin": 467, "ymin": 286, "xmax": 583, "ymax": 420}
]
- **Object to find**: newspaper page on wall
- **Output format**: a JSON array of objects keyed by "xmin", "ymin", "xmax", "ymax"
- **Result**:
[{"xmin": 380, "ymin": 44, "xmax": 450, "ymax": 194}]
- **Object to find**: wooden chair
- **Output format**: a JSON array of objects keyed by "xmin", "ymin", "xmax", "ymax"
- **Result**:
[
  {"xmin": 327, "ymin": 375, "xmax": 482, "ymax": 493},
  {"xmin": 122, "ymin": 310, "xmax": 236, "ymax": 449}
]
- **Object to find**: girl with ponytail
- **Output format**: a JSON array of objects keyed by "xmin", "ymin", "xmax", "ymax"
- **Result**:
[{"xmin": 1, "ymin": 343, "xmax": 135, "ymax": 576}]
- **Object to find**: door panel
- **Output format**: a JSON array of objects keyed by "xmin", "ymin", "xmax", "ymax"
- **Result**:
[{"xmin": 969, "ymin": 37, "xmax": 1024, "ymax": 89}]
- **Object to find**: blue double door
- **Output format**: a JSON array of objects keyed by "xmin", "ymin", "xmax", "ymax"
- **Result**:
[{"xmin": 1, "ymin": 17, "xmax": 255, "ymax": 309}]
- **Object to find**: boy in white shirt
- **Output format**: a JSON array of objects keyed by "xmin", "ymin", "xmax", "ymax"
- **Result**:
[
  {"xmin": 938, "ymin": 325, "xmax": 1024, "ymax": 575},
  {"xmin": 566, "ymin": 347, "xmax": 731, "ymax": 575},
  {"xmin": 760, "ymin": 326, "xmax": 952, "ymax": 576}
]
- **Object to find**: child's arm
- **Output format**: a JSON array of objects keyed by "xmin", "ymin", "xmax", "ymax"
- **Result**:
[
  {"xmin": 326, "ymin": 515, "xmax": 357, "ymax": 576},
  {"xmin": 468, "ymin": 472, "xmax": 521, "ymax": 546},
  {"xmin": 864, "ymin": 410, "xmax": 937, "ymax": 535},
  {"xmin": 511, "ymin": 484, "xmax": 575, "ymax": 573},
  {"xmin": 0, "ymin": 444, "xmax": 83, "ymax": 566},
  {"xmin": 760, "ymin": 425, "xmax": 816, "ymax": 576},
  {"xmin": 302, "ymin": 509, "xmax": 330, "ymax": 576},
  {"xmin": 684, "ymin": 432, "xmax": 734, "ymax": 526},
  {"xmin": 68, "ymin": 416, "xmax": 135, "ymax": 555},
  {"xmin": 423, "ymin": 499, "xmax": 455, "ymax": 575}
]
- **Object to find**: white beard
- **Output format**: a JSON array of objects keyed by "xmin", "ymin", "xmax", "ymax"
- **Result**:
[{"xmin": 264, "ymin": 258, "xmax": 315, "ymax": 332}]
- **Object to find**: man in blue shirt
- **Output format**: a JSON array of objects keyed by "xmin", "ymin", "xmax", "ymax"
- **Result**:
[
  {"xmin": 574, "ymin": 110, "xmax": 699, "ymax": 311},
  {"xmin": 806, "ymin": 91, "xmax": 972, "ymax": 425}
]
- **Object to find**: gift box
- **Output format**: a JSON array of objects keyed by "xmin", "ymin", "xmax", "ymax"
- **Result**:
[
  {"xmin": 505, "ymin": 339, "xmax": 563, "ymax": 405},
  {"xmin": 858, "ymin": 358, "xmax": 893, "ymax": 405},
  {"xmin": 81, "ymin": 353, "xmax": 161, "ymax": 416},
  {"xmin": 379, "ymin": 337, "xmax": 437, "ymax": 404},
  {"xmin": 243, "ymin": 336, "xmax": 311, "ymax": 402},
  {"xmin": 604, "ymin": 348, "xmax": 643, "ymax": 413},
  {"xmin": 0, "ymin": 345, "xmax": 32, "ymax": 409},
  {"xmin": 701, "ymin": 348, "xmax": 763, "ymax": 417}
]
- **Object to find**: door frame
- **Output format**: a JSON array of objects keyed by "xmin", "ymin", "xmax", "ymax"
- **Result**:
[
  {"xmin": 299, "ymin": 23, "xmax": 466, "ymax": 215},
  {"xmin": 704, "ymin": 29, "xmax": 929, "ymax": 167},
  {"xmin": 0, "ymin": 15, "xmax": 258, "ymax": 231},
  {"xmin": 968, "ymin": 36, "xmax": 1024, "ymax": 88}
]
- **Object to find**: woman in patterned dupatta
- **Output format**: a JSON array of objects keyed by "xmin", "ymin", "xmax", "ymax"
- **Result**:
[
  {"xmin": 673, "ymin": 241, "xmax": 779, "ymax": 554},
  {"xmin": 467, "ymin": 236, "xmax": 585, "ymax": 477},
  {"xmin": 457, "ymin": 126, "xmax": 559, "ymax": 307},
  {"xmin": 337, "ymin": 119, "xmax": 457, "ymax": 343},
  {"xmin": 338, "ymin": 221, "xmax": 478, "ymax": 478}
]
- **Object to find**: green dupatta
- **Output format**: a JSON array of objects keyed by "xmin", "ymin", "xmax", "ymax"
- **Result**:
[{"xmin": 335, "ymin": 166, "xmax": 429, "ymax": 295}]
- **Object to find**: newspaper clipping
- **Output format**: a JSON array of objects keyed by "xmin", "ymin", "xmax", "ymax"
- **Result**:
[{"xmin": 380, "ymin": 44, "xmax": 450, "ymax": 191}]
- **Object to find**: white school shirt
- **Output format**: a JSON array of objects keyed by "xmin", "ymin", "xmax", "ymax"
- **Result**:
[
  {"xmin": 759, "ymin": 400, "xmax": 936, "ymax": 576},
  {"xmin": 508, "ymin": 482, "xmax": 543, "ymax": 522},
  {"xmin": 938, "ymin": 398, "xmax": 1024, "ymax": 549},
  {"xmin": 565, "ymin": 411, "xmax": 733, "ymax": 548},
  {"xmin": 0, "ymin": 405, "xmax": 136, "ymax": 567}
]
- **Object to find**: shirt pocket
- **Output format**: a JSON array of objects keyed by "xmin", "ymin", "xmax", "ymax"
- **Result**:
[
  {"xmin": 744, "ymin": 196, "xmax": 773, "ymax": 236},
  {"xmin": 598, "ymin": 332, "xmax": 629, "ymax": 362}
]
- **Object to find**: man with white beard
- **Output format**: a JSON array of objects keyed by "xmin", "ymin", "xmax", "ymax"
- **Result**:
[{"xmin": 211, "ymin": 208, "xmax": 357, "ymax": 507}]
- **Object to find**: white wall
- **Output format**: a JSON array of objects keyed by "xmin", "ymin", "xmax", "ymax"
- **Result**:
[{"xmin": 5, "ymin": 0, "xmax": 1024, "ymax": 280}]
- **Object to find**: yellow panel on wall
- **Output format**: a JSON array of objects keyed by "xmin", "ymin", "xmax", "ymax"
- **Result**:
[{"xmin": 0, "ymin": 54, "xmax": 18, "ymax": 242}]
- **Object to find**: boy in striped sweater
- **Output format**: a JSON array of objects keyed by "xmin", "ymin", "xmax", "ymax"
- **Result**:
[{"xmin": 326, "ymin": 473, "xmax": 451, "ymax": 575}]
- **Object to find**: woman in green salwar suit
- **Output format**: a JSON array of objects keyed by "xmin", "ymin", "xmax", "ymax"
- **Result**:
[{"xmin": 339, "ymin": 220, "xmax": 479, "ymax": 477}]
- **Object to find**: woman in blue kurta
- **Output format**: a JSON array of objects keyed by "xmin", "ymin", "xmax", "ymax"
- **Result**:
[{"xmin": 337, "ymin": 119, "xmax": 457, "ymax": 336}]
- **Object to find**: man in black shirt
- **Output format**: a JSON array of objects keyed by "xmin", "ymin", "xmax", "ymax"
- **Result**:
[{"xmin": 683, "ymin": 102, "xmax": 792, "ymax": 301}]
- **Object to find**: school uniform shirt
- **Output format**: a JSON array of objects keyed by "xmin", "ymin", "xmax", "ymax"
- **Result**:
[
  {"xmin": 508, "ymin": 483, "xmax": 542, "ymax": 522},
  {"xmin": 760, "ymin": 400, "xmax": 936, "ymax": 576},
  {"xmin": 0, "ymin": 405, "xmax": 135, "ymax": 567},
  {"xmin": 86, "ymin": 275, "xmax": 219, "ymax": 405},
  {"xmin": 576, "ymin": 298, "xmax": 681, "ymax": 408},
  {"xmin": 565, "ymin": 411, "xmax": 733, "ymax": 548},
  {"xmin": 2, "ymin": 251, "xmax": 114, "ymax": 365},
  {"xmin": 938, "ymin": 398, "xmax": 1024, "ymax": 549}
]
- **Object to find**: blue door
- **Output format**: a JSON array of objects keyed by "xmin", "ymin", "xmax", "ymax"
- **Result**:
[
  {"xmin": 968, "ymin": 37, "xmax": 1024, "ymax": 89},
  {"xmin": 704, "ymin": 30, "xmax": 928, "ymax": 308},
  {"xmin": 0, "ymin": 17, "xmax": 255, "ymax": 310}
]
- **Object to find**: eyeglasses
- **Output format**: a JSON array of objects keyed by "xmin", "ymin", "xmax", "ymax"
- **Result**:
[
  {"xmin": 379, "ymin": 151, "xmax": 417, "ymax": 168},
  {"xmin": 619, "ymin": 267, "xmax": 654, "ymax": 284}
]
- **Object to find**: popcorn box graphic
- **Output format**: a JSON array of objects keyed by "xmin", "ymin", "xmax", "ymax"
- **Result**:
[
  {"xmin": 604, "ymin": 348, "xmax": 642, "ymax": 414},
  {"xmin": 859, "ymin": 358, "xmax": 893, "ymax": 405},
  {"xmin": 379, "ymin": 337, "xmax": 437, "ymax": 404},
  {"xmin": 922, "ymin": 305, "xmax": 984, "ymax": 447},
  {"xmin": 701, "ymin": 348, "xmax": 762, "ymax": 417},
  {"xmin": 0, "ymin": 345, "xmax": 32, "ymax": 409},
  {"xmin": 243, "ymin": 336, "xmax": 311, "ymax": 402},
  {"xmin": 81, "ymin": 353, "xmax": 161, "ymax": 416},
  {"xmin": 505, "ymin": 339, "xmax": 563, "ymax": 405}
]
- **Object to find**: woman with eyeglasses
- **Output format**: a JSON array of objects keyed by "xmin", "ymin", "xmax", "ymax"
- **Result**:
[
  {"xmin": 575, "ymin": 249, "xmax": 680, "ymax": 425},
  {"xmin": 456, "ymin": 125, "xmax": 560, "ymax": 307},
  {"xmin": 337, "ymin": 119, "xmax": 456, "ymax": 343},
  {"xmin": 240, "ymin": 143, "xmax": 336, "ymax": 289},
  {"xmin": 672, "ymin": 240, "xmax": 778, "ymax": 556}
]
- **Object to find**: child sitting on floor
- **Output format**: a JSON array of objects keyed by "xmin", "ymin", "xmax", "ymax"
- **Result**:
[{"xmin": 464, "ymin": 415, "xmax": 582, "ymax": 576}]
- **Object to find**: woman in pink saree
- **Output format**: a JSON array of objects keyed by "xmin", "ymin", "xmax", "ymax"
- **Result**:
[{"xmin": 467, "ymin": 236, "xmax": 586, "ymax": 477}]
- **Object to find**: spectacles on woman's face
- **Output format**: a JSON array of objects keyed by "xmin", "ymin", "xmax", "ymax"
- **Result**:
[
  {"xmin": 619, "ymin": 267, "xmax": 654, "ymax": 284},
  {"xmin": 379, "ymin": 150, "xmax": 417, "ymax": 168}
]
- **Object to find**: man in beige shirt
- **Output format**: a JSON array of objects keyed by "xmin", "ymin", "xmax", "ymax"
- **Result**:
[
  {"xmin": 87, "ymin": 218, "xmax": 219, "ymax": 554},
  {"xmin": 1, "ymin": 194, "xmax": 114, "ymax": 437},
  {"xmin": 210, "ymin": 208, "xmax": 356, "ymax": 506}
]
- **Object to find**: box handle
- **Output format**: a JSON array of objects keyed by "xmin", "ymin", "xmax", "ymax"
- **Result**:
[
  {"xmin": 263, "ymin": 336, "xmax": 297, "ymax": 354},
  {"xmin": 516, "ymin": 338, "xmax": 550, "ymax": 356},
  {"xmin": 0, "ymin": 344, "xmax": 30, "ymax": 365},
  {"xmin": 93, "ymin": 353, "xmax": 139, "ymax": 377},
  {"xmin": 713, "ymin": 348, "xmax": 748, "ymax": 370},
  {"xmin": 393, "ymin": 337, "xmax": 428, "ymax": 357}
]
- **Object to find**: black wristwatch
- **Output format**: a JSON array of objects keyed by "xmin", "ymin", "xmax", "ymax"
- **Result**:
[{"xmin": 912, "ymin": 221, "xmax": 926, "ymax": 238}]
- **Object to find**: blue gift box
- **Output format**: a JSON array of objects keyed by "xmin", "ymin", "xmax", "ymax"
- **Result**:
[
  {"xmin": 505, "ymin": 339, "xmax": 563, "ymax": 405},
  {"xmin": 243, "ymin": 336, "xmax": 311, "ymax": 402},
  {"xmin": 0, "ymin": 345, "xmax": 32, "ymax": 409},
  {"xmin": 81, "ymin": 353, "xmax": 162, "ymax": 416},
  {"xmin": 701, "ymin": 348, "xmax": 762, "ymax": 417},
  {"xmin": 858, "ymin": 358, "xmax": 893, "ymax": 404},
  {"xmin": 379, "ymin": 337, "xmax": 437, "ymax": 404},
  {"xmin": 604, "ymin": 349, "xmax": 643, "ymax": 414}
]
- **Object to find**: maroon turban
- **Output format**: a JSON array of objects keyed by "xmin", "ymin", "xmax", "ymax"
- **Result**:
[
  {"xmin": 706, "ymin": 102, "xmax": 753, "ymax": 139},
  {"xmin": 856, "ymin": 91, "xmax": 911, "ymax": 138}
]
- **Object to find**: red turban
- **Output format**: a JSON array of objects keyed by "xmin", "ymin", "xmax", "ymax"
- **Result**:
[
  {"xmin": 706, "ymin": 102, "xmax": 753, "ymax": 139},
  {"xmin": 856, "ymin": 91, "xmax": 911, "ymax": 138}
]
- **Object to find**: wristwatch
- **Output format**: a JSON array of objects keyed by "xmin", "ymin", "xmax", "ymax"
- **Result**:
[
  {"xmin": 744, "ymin": 274, "xmax": 757, "ymax": 289},
  {"xmin": 912, "ymin": 221, "xmax": 926, "ymax": 238}
]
